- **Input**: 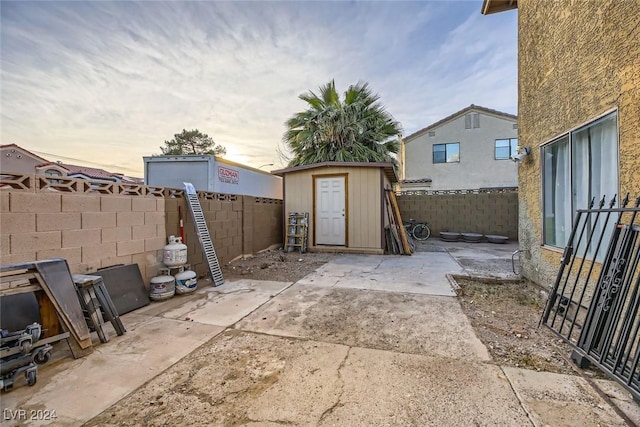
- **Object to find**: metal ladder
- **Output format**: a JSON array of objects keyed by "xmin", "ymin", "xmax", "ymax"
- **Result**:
[{"xmin": 183, "ymin": 182, "xmax": 224, "ymax": 286}]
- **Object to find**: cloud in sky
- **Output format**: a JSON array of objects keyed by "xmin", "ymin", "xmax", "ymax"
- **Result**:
[{"xmin": 0, "ymin": 1, "xmax": 517, "ymax": 176}]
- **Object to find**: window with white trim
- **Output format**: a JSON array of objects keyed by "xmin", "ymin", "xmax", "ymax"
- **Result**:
[{"xmin": 542, "ymin": 111, "xmax": 618, "ymax": 250}]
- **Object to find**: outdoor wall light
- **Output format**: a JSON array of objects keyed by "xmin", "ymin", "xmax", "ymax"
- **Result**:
[{"xmin": 511, "ymin": 147, "xmax": 531, "ymax": 163}]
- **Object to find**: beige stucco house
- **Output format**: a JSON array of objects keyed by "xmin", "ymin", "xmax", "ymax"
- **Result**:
[
  {"xmin": 272, "ymin": 162, "xmax": 398, "ymax": 254},
  {"xmin": 401, "ymin": 104, "xmax": 518, "ymax": 192},
  {"xmin": 482, "ymin": 1, "xmax": 640, "ymax": 286}
]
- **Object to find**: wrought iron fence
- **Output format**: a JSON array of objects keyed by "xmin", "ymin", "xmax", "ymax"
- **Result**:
[{"xmin": 541, "ymin": 194, "xmax": 640, "ymax": 400}]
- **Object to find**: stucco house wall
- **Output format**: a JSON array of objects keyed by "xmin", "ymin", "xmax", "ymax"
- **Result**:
[
  {"xmin": 516, "ymin": 1, "xmax": 640, "ymax": 286},
  {"xmin": 0, "ymin": 144, "xmax": 48, "ymax": 174},
  {"xmin": 403, "ymin": 105, "xmax": 518, "ymax": 191}
]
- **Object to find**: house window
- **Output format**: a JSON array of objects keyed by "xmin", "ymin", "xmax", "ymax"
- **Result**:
[
  {"xmin": 433, "ymin": 143, "xmax": 460, "ymax": 164},
  {"xmin": 44, "ymin": 169, "xmax": 62, "ymax": 177},
  {"xmin": 542, "ymin": 111, "xmax": 618, "ymax": 249},
  {"xmin": 495, "ymin": 138, "xmax": 518, "ymax": 160}
]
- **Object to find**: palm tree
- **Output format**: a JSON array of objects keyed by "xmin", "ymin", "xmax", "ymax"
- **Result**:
[{"xmin": 283, "ymin": 80, "xmax": 402, "ymax": 167}]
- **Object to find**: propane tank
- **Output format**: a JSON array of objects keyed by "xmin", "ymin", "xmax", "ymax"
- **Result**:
[
  {"xmin": 149, "ymin": 275, "xmax": 175, "ymax": 301},
  {"xmin": 163, "ymin": 235, "xmax": 187, "ymax": 267},
  {"xmin": 175, "ymin": 270, "xmax": 197, "ymax": 294}
]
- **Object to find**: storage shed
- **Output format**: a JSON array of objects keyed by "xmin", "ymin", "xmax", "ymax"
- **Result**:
[{"xmin": 272, "ymin": 162, "xmax": 399, "ymax": 254}]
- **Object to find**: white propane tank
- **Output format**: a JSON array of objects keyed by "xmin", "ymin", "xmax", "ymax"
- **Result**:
[
  {"xmin": 163, "ymin": 235, "xmax": 187, "ymax": 267},
  {"xmin": 149, "ymin": 275, "xmax": 175, "ymax": 301},
  {"xmin": 175, "ymin": 270, "xmax": 197, "ymax": 294}
]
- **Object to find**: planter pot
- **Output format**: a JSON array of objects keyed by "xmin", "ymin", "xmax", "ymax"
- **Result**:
[
  {"xmin": 440, "ymin": 231, "xmax": 461, "ymax": 242},
  {"xmin": 461, "ymin": 233, "xmax": 484, "ymax": 243},
  {"xmin": 486, "ymin": 234, "xmax": 508, "ymax": 244}
]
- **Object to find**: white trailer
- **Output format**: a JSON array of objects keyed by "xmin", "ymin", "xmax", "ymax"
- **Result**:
[{"xmin": 143, "ymin": 155, "xmax": 282, "ymax": 199}]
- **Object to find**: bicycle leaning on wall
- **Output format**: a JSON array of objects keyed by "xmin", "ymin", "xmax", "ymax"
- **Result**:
[{"xmin": 403, "ymin": 219, "xmax": 431, "ymax": 241}]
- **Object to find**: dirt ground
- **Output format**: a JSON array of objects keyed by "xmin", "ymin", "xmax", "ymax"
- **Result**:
[
  {"xmin": 455, "ymin": 278, "xmax": 578, "ymax": 375},
  {"xmin": 220, "ymin": 249, "xmax": 336, "ymax": 282}
]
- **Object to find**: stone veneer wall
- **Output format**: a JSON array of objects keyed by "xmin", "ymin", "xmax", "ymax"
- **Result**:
[
  {"xmin": 396, "ymin": 189, "xmax": 518, "ymax": 240},
  {"xmin": 0, "ymin": 174, "xmax": 283, "ymax": 284}
]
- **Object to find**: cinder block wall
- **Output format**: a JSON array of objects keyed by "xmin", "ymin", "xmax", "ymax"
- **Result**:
[
  {"xmin": 1, "ymin": 174, "xmax": 284, "ymax": 284},
  {"xmin": 1, "ymin": 186, "xmax": 166, "ymax": 281},
  {"xmin": 164, "ymin": 194, "xmax": 283, "ymax": 278},
  {"xmin": 396, "ymin": 192, "xmax": 518, "ymax": 240}
]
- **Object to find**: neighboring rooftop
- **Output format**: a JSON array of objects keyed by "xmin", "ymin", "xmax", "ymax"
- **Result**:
[
  {"xmin": 1, "ymin": 143, "xmax": 143, "ymax": 183},
  {"xmin": 403, "ymin": 104, "xmax": 517, "ymax": 143}
]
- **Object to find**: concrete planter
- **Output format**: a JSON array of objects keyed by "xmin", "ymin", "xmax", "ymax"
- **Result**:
[
  {"xmin": 486, "ymin": 234, "xmax": 508, "ymax": 244},
  {"xmin": 440, "ymin": 231, "xmax": 461, "ymax": 242},
  {"xmin": 461, "ymin": 233, "xmax": 484, "ymax": 243}
]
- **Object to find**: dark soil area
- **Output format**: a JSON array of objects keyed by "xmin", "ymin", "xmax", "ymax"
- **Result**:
[
  {"xmin": 221, "ymin": 249, "xmax": 335, "ymax": 282},
  {"xmin": 456, "ymin": 277, "xmax": 604, "ymax": 377}
]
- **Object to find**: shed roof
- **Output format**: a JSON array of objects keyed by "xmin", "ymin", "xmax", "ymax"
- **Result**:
[
  {"xmin": 403, "ymin": 104, "xmax": 517, "ymax": 143},
  {"xmin": 272, "ymin": 161, "xmax": 398, "ymax": 183}
]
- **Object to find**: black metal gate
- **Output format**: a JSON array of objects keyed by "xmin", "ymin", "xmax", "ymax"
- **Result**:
[{"xmin": 541, "ymin": 194, "xmax": 640, "ymax": 400}]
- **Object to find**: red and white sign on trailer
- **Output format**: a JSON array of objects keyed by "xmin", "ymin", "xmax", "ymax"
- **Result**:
[{"xmin": 218, "ymin": 166, "xmax": 239, "ymax": 184}]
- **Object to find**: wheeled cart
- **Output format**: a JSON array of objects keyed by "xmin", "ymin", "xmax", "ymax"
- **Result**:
[{"xmin": 0, "ymin": 323, "xmax": 69, "ymax": 391}]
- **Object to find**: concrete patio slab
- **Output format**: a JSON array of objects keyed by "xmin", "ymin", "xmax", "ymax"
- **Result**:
[
  {"xmin": 235, "ymin": 284, "xmax": 490, "ymax": 361},
  {"xmin": 85, "ymin": 330, "xmax": 531, "ymax": 426},
  {"xmin": 297, "ymin": 252, "xmax": 462, "ymax": 296},
  {"xmin": 593, "ymin": 378, "xmax": 640, "ymax": 426},
  {"xmin": 135, "ymin": 279, "xmax": 292, "ymax": 327},
  {"xmin": 323, "ymin": 346, "xmax": 531, "ymax": 426},
  {"xmin": 439, "ymin": 240, "xmax": 522, "ymax": 279},
  {"xmin": 502, "ymin": 366, "xmax": 630, "ymax": 426},
  {"xmin": 1, "ymin": 312, "xmax": 225, "ymax": 426}
]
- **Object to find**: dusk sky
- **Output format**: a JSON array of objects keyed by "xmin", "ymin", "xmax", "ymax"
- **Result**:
[{"xmin": 1, "ymin": 1, "xmax": 517, "ymax": 176}]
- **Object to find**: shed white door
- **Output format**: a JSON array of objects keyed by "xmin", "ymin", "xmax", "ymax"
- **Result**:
[{"xmin": 315, "ymin": 176, "xmax": 346, "ymax": 245}]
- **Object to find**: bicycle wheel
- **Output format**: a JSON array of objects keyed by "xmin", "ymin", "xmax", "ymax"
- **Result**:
[{"xmin": 412, "ymin": 223, "xmax": 431, "ymax": 241}]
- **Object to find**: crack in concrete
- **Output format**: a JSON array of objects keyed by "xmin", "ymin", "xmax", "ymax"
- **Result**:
[
  {"xmin": 318, "ymin": 346, "xmax": 351, "ymax": 424},
  {"xmin": 499, "ymin": 366, "xmax": 536, "ymax": 427},
  {"xmin": 211, "ymin": 288, "xmax": 255, "ymax": 297},
  {"xmin": 229, "ymin": 282, "xmax": 297, "ymax": 330}
]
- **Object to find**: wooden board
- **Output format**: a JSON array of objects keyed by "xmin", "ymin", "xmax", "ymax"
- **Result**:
[
  {"xmin": 387, "ymin": 190, "xmax": 412, "ymax": 255},
  {"xmin": 1, "ymin": 259, "xmax": 92, "ymax": 352},
  {"xmin": 34, "ymin": 259, "xmax": 92, "ymax": 349},
  {"xmin": 35, "ymin": 290, "xmax": 62, "ymax": 338}
]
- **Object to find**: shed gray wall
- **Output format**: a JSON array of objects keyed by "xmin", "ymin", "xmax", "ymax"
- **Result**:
[
  {"xmin": 146, "ymin": 159, "xmax": 211, "ymax": 191},
  {"xmin": 404, "ymin": 112, "xmax": 518, "ymax": 191}
]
